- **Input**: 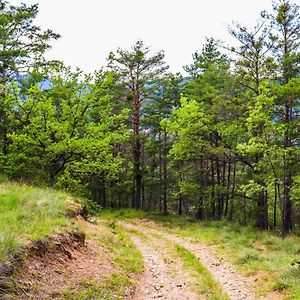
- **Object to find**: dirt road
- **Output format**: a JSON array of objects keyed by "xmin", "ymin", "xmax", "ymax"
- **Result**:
[{"xmin": 121, "ymin": 220, "xmax": 258, "ymax": 300}]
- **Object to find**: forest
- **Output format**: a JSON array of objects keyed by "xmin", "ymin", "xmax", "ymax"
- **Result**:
[{"xmin": 1, "ymin": 0, "xmax": 300, "ymax": 237}]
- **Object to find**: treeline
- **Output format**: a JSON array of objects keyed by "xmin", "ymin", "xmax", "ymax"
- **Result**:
[{"xmin": 1, "ymin": 0, "xmax": 300, "ymax": 235}]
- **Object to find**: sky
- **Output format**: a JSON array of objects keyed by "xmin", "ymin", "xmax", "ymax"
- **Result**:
[{"xmin": 10, "ymin": 0, "xmax": 297, "ymax": 74}]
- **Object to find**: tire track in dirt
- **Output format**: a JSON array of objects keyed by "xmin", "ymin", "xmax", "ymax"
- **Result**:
[
  {"xmin": 127, "ymin": 234, "xmax": 199, "ymax": 300},
  {"xmin": 121, "ymin": 221, "xmax": 259, "ymax": 300}
]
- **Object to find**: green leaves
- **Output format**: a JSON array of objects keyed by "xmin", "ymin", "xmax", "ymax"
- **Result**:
[
  {"xmin": 168, "ymin": 97, "xmax": 211, "ymax": 159},
  {"xmin": 246, "ymin": 89, "xmax": 275, "ymax": 133},
  {"xmin": 0, "ymin": 1, "xmax": 60, "ymax": 83},
  {"xmin": 6, "ymin": 69, "xmax": 129, "ymax": 188}
]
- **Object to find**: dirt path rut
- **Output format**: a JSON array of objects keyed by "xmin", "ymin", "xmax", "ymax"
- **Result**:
[
  {"xmin": 129, "ymin": 234, "xmax": 199, "ymax": 300},
  {"xmin": 121, "ymin": 221, "xmax": 259, "ymax": 300}
]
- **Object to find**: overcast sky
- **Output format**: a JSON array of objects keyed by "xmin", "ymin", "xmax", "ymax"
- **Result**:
[{"xmin": 11, "ymin": 0, "xmax": 297, "ymax": 74}]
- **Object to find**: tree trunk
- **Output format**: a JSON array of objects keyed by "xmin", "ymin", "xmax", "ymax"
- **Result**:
[
  {"xmin": 243, "ymin": 195, "xmax": 247, "ymax": 225},
  {"xmin": 216, "ymin": 158, "xmax": 222, "ymax": 219},
  {"xmin": 221, "ymin": 160, "xmax": 226, "ymax": 216},
  {"xmin": 282, "ymin": 172, "xmax": 293, "ymax": 234},
  {"xmin": 101, "ymin": 179, "xmax": 107, "ymax": 208},
  {"xmin": 178, "ymin": 170, "xmax": 183, "ymax": 215},
  {"xmin": 282, "ymin": 107, "xmax": 293, "ymax": 234},
  {"xmin": 225, "ymin": 161, "xmax": 231, "ymax": 217},
  {"xmin": 210, "ymin": 159, "xmax": 215, "ymax": 219},
  {"xmin": 256, "ymin": 185, "xmax": 268, "ymax": 230},
  {"xmin": 158, "ymin": 130, "xmax": 163, "ymax": 212},
  {"xmin": 162, "ymin": 129, "xmax": 168, "ymax": 214},
  {"xmin": 133, "ymin": 139, "xmax": 142, "ymax": 209},
  {"xmin": 274, "ymin": 179, "xmax": 278, "ymax": 229},
  {"xmin": 196, "ymin": 157, "xmax": 204, "ymax": 220},
  {"xmin": 132, "ymin": 104, "xmax": 142, "ymax": 209},
  {"xmin": 0, "ymin": 67, "xmax": 9, "ymax": 156},
  {"xmin": 49, "ymin": 171, "xmax": 56, "ymax": 187},
  {"xmin": 178, "ymin": 194, "xmax": 183, "ymax": 215},
  {"xmin": 229, "ymin": 159, "xmax": 236, "ymax": 220}
]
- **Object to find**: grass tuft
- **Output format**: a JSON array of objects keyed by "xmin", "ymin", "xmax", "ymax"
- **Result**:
[
  {"xmin": 0, "ymin": 182, "xmax": 76, "ymax": 262},
  {"xmin": 174, "ymin": 244, "xmax": 229, "ymax": 300}
]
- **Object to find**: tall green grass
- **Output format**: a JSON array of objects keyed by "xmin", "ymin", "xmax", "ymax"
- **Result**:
[
  {"xmin": 0, "ymin": 182, "xmax": 76, "ymax": 262},
  {"xmin": 99, "ymin": 208, "xmax": 147, "ymax": 220}
]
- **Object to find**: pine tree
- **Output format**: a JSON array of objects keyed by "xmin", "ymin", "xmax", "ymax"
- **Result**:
[
  {"xmin": 108, "ymin": 40, "xmax": 168, "ymax": 209},
  {"xmin": 266, "ymin": 0, "xmax": 300, "ymax": 234},
  {"xmin": 228, "ymin": 19, "xmax": 276, "ymax": 229}
]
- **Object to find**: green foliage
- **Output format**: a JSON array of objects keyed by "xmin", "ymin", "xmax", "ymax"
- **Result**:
[
  {"xmin": 0, "ymin": 181, "xmax": 76, "ymax": 262},
  {"xmin": 5, "ymin": 68, "xmax": 129, "ymax": 196},
  {"xmin": 168, "ymin": 97, "xmax": 211, "ymax": 160},
  {"xmin": 0, "ymin": 0, "xmax": 300, "ymax": 237},
  {"xmin": 108, "ymin": 40, "xmax": 169, "ymax": 209},
  {"xmin": 184, "ymin": 37, "xmax": 229, "ymax": 78},
  {"xmin": 0, "ymin": 0, "xmax": 60, "ymax": 83}
]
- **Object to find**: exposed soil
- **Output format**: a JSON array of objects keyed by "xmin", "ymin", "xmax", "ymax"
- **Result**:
[
  {"xmin": 1, "ymin": 218, "xmax": 114, "ymax": 300},
  {"xmin": 1, "ymin": 216, "xmax": 281, "ymax": 300},
  {"xmin": 120, "ymin": 220, "xmax": 260, "ymax": 300},
  {"xmin": 128, "ymin": 234, "xmax": 199, "ymax": 300}
]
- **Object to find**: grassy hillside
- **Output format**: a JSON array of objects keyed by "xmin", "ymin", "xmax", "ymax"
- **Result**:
[
  {"xmin": 0, "ymin": 181, "xmax": 79, "ymax": 262},
  {"xmin": 0, "ymin": 181, "xmax": 144, "ymax": 299}
]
